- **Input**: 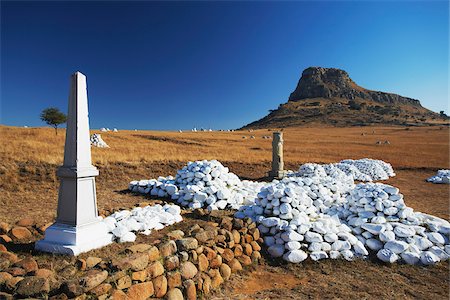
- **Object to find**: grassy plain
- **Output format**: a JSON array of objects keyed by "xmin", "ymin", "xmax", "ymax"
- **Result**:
[{"xmin": 0, "ymin": 125, "xmax": 449, "ymax": 299}]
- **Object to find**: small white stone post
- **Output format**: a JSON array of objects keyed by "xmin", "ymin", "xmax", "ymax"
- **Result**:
[
  {"xmin": 268, "ymin": 132, "xmax": 287, "ymax": 179},
  {"xmin": 35, "ymin": 72, "xmax": 112, "ymax": 255}
]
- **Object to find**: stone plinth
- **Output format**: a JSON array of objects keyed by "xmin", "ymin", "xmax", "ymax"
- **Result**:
[
  {"xmin": 268, "ymin": 132, "xmax": 288, "ymax": 179},
  {"xmin": 35, "ymin": 72, "xmax": 112, "ymax": 255}
]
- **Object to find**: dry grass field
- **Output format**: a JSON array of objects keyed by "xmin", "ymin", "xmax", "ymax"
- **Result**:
[{"xmin": 0, "ymin": 124, "xmax": 449, "ymax": 299}]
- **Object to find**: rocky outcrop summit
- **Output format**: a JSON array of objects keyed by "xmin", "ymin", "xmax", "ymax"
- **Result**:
[
  {"xmin": 289, "ymin": 67, "xmax": 422, "ymax": 107},
  {"xmin": 242, "ymin": 67, "xmax": 446, "ymax": 129}
]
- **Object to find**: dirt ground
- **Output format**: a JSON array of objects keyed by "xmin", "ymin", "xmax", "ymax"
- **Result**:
[{"xmin": 0, "ymin": 125, "xmax": 449, "ymax": 298}]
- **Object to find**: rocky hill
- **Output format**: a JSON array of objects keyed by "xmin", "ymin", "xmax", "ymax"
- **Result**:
[{"xmin": 242, "ymin": 67, "xmax": 447, "ymax": 129}]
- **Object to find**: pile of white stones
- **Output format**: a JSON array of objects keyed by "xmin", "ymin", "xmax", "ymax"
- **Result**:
[
  {"xmin": 128, "ymin": 159, "xmax": 449, "ymax": 265},
  {"xmin": 235, "ymin": 174, "xmax": 364, "ymax": 263},
  {"xmin": 103, "ymin": 204, "xmax": 182, "ymax": 243},
  {"xmin": 296, "ymin": 158, "xmax": 395, "ymax": 181},
  {"xmin": 129, "ymin": 160, "xmax": 265, "ymax": 211},
  {"xmin": 427, "ymin": 170, "xmax": 450, "ymax": 184},
  {"xmin": 90, "ymin": 133, "xmax": 109, "ymax": 148},
  {"xmin": 235, "ymin": 179, "xmax": 450, "ymax": 265}
]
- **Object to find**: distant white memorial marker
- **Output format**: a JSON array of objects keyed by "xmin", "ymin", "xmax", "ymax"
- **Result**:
[{"xmin": 35, "ymin": 72, "xmax": 112, "ymax": 255}]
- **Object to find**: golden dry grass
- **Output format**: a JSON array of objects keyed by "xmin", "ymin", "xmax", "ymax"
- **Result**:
[{"xmin": 1, "ymin": 125, "xmax": 448, "ymax": 168}]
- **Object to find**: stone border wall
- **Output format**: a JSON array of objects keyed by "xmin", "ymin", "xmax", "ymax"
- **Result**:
[{"xmin": 0, "ymin": 214, "xmax": 262, "ymax": 299}]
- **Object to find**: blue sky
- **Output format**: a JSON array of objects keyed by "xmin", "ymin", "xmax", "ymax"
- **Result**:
[{"xmin": 1, "ymin": 1, "xmax": 448, "ymax": 130}]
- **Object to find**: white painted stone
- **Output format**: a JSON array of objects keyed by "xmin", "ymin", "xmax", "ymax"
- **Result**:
[{"xmin": 283, "ymin": 250, "xmax": 308, "ymax": 263}]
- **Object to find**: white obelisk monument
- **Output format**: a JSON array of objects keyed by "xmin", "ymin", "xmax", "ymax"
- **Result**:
[{"xmin": 35, "ymin": 72, "xmax": 112, "ymax": 255}]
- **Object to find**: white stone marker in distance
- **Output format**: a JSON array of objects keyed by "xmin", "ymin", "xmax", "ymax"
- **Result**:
[{"xmin": 35, "ymin": 72, "xmax": 112, "ymax": 255}]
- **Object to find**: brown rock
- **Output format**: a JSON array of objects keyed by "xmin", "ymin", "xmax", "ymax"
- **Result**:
[
  {"xmin": 34, "ymin": 268, "xmax": 54, "ymax": 279},
  {"xmin": 16, "ymin": 218, "xmax": 35, "ymax": 227},
  {"xmin": 252, "ymin": 250, "xmax": 262, "ymax": 261},
  {"xmin": 5, "ymin": 276, "xmax": 24, "ymax": 291},
  {"xmin": 166, "ymin": 288, "xmax": 183, "ymax": 300},
  {"xmin": 0, "ymin": 251, "xmax": 18, "ymax": 264},
  {"xmin": 228, "ymin": 259, "xmax": 242, "ymax": 273},
  {"xmin": 232, "ymin": 219, "xmax": 244, "ymax": 229},
  {"xmin": 126, "ymin": 282, "xmax": 154, "ymax": 300},
  {"xmin": 49, "ymin": 293, "xmax": 69, "ymax": 300},
  {"xmin": 15, "ymin": 276, "xmax": 49, "ymax": 297},
  {"xmin": 0, "ymin": 244, "xmax": 7, "ymax": 252},
  {"xmin": 178, "ymin": 251, "xmax": 189, "ymax": 262},
  {"xmin": 108, "ymin": 270, "xmax": 127, "ymax": 283},
  {"xmin": 252, "ymin": 228, "xmax": 260, "ymax": 240},
  {"xmin": 244, "ymin": 234, "xmax": 253, "ymax": 244},
  {"xmin": 86, "ymin": 256, "xmax": 102, "ymax": 269},
  {"xmin": 180, "ymin": 261, "xmax": 197, "ymax": 279},
  {"xmin": 62, "ymin": 280, "xmax": 84, "ymax": 297},
  {"xmin": 238, "ymin": 255, "xmax": 252, "ymax": 266},
  {"xmin": 60, "ymin": 265, "xmax": 77, "ymax": 277},
  {"xmin": 167, "ymin": 271, "xmax": 182, "ymax": 289},
  {"xmin": 0, "ymin": 235, "xmax": 12, "ymax": 243},
  {"xmin": 14, "ymin": 257, "xmax": 38, "ymax": 273},
  {"xmin": 114, "ymin": 253, "xmax": 149, "ymax": 271},
  {"xmin": 73, "ymin": 293, "xmax": 87, "ymax": 300},
  {"xmin": 152, "ymin": 275, "xmax": 167, "ymax": 298},
  {"xmin": 148, "ymin": 246, "xmax": 160, "ymax": 262},
  {"xmin": 0, "ymin": 222, "xmax": 11, "ymax": 234},
  {"xmin": 37, "ymin": 223, "xmax": 52, "ymax": 234},
  {"xmin": 116, "ymin": 275, "xmax": 132, "ymax": 290},
  {"xmin": 6, "ymin": 267, "xmax": 25, "ymax": 276},
  {"xmin": 147, "ymin": 261, "xmax": 164, "ymax": 279},
  {"xmin": 219, "ymin": 263, "xmax": 231, "ymax": 281},
  {"xmin": 131, "ymin": 270, "xmax": 147, "ymax": 282},
  {"xmin": 89, "ymin": 283, "xmax": 111, "ymax": 296},
  {"xmin": 250, "ymin": 240, "xmax": 261, "ymax": 251},
  {"xmin": 0, "ymin": 292, "xmax": 13, "ymax": 300},
  {"xmin": 195, "ymin": 230, "xmax": 216, "ymax": 243},
  {"xmin": 195, "ymin": 246, "xmax": 204, "ymax": 254},
  {"xmin": 222, "ymin": 249, "xmax": 234, "ymax": 262},
  {"xmin": 211, "ymin": 272, "xmax": 223, "ymax": 289},
  {"xmin": 125, "ymin": 243, "xmax": 152, "ymax": 254},
  {"xmin": 216, "ymin": 235, "xmax": 226, "ymax": 243},
  {"xmin": 10, "ymin": 226, "xmax": 32, "ymax": 241},
  {"xmin": 203, "ymin": 246, "xmax": 216, "ymax": 261},
  {"xmin": 110, "ymin": 289, "xmax": 128, "ymax": 300},
  {"xmin": 197, "ymin": 253, "xmax": 209, "ymax": 272},
  {"xmin": 164, "ymin": 255, "xmax": 179, "ymax": 271},
  {"xmin": 80, "ymin": 270, "xmax": 108, "ymax": 292},
  {"xmin": 202, "ymin": 275, "xmax": 211, "ymax": 295},
  {"xmin": 234, "ymin": 244, "xmax": 243, "ymax": 257},
  {"xmin": 176, "ymin": 238, "xmax": 198, "ymax": 251},
  {"xmin": 76, "ymin": 258, "xmax": 86, "ymax": 271},
  {"xmin": 0, "ymin": 272, "xmax": 13, "ymax": 285},
  {"xmin": 243, "ymin": 243, "xmax": 253, "ymax": 256},
  {"xmin": 232, "ymin": 230, "xmax": 240, "ymax": 244},
  {"xmin": 189, "ymin": 250, "xmax": 198, "ymax": 263},
  {"xmin": 184, "ymin": 279, "xmax": 196, "ymax": 300},
  {"xmin": 167, "ymin": 230, "xmax": 185, "ymax": 240},
  {"xmin": 220, "ymin": 217, "xmax": 233, "ymax": 231},
  {"xmin": 159, "ymin": 240, "xmax": 177, "ymax": 257},
  {"xmin": 210, "ymin": 255, "xmax": 222, "ymax": 269}
]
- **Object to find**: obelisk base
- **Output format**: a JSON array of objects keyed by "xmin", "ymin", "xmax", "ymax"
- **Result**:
[
  {"xmin": 35, "ymin": 220, "xmax": 112, "ymax": 256},
  {"xmin": 268, "ymin": 170, "xmax": 289, "ymax": 180}
]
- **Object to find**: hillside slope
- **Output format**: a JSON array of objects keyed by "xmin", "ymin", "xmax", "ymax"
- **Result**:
[{"xmin": 242, "ymin": 67, "xmax": 447, "ymax": 129}]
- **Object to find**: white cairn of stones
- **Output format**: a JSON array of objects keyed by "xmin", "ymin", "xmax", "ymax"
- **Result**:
[
  {"xmin": 129, "ymin": 160, "xmax": 265, "ymax": 211},
  {"xmin": 296, "ymin": 158, "xmax": 395, "ymax": 182},
  {"xmin": 103, "ymin": 204, "xmax": 182, "ymax": 243},
  {"xmin": 90, "ymin": 133, "xmax": 109, "ymax": 148},
  {"xmin": 427, "ymin": 170, "xmax": 450, "ymax": 184},
  {"xmin": 35, "ymin": 71, "xmax": 112, "ymax": 255}
]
